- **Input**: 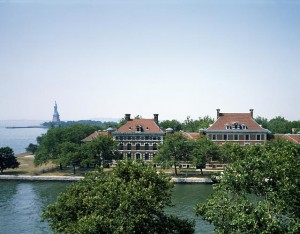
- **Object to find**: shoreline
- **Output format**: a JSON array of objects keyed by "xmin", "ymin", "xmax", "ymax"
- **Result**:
[{"xmin": 0, "ymin": 175, "xmax": 213, "ymax": 183}]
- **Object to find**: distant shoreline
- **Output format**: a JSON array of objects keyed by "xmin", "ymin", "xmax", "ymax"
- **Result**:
[
  {"xmin": 0, "ymin": 175, "xmax": 213, "ymax": 183},
  {"xmin": 6, "ymin": 126, "xmax": 48, "ymax": 129}
]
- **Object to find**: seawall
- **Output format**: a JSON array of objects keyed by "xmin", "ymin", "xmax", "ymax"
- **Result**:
[{"xmin": 0, "ymin": 175, "xmax": 213, "ymax": 183}]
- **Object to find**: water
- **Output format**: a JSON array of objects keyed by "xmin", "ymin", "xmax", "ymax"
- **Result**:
[
  {"xmin": 0, "ymin": 181, "xmax": 214, "ymax": 233},
  {"xmin": 0, "ymin": 120, "xmax": 214, "ymax": 233},
  {"xmin": 0, "ymin": 120, "xmax": 47, "ymax": 154}
]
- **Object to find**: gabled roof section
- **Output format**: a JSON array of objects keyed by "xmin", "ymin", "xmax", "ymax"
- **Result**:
[
  {"xmin": 274, "ymin": 134, "xmax": 300, "ymax": 144},
  {"xmin": 207, "ymin": 112, "xmax": 265, "ymax": 131},
  {"xmin": 116, "ymin": 119, "xmax": 164, "ymax": 133},
  {"xmin": 181, "ymin": 132, "xmax": 201, "ymax": 140},
  {"xmin": 82, "ymin": 131, "xmax": 110, "ymax": 142}
]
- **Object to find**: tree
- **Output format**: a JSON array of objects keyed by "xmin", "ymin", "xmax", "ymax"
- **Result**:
[
  {"xmin": 196, "ymin": 139, "xmax": 300, "ymax": 233},
  {"xmin": 0, "ymin": 147, "xmax": 20, "ymax": 173},
  {"xmin": 82, "ymin": 135, "xmax": 116, "ymax": 168},
  {"xmin": 42, "ymin": 160, "xmax": 195, "ymax": 234},
  {"xmin": 26, "ymin": 143, "xmax": 38, "ymax": 154},
  {"xmin": 58, "ymin": 142, "xmax": 82, "ymax": 174},
  {"xmin": 182, "ymin": 116, "xmax": 214, "ymax": 132},
  {"xmin": 154, "ymin": 133, "xmax": 191, "ymax": 175},
  {"xmin": 190, "ymin": 136, "xmax": 220, "ymax": 175},
  {"xmin": 159, "ymin": 119, "xmax": 183, "ymax": 131},
  {"xmin": 268, "ymin": 116, "xmax": 290, "ymax": 134},
  {"xmin": 34, "ymin": 125, "xmax": 99, "ymax": 167}
]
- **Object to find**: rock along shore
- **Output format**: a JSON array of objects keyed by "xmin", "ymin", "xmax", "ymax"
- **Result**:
[{"xmin": 0, "ymin": 175, "xmax": 213, "ymax": 183}]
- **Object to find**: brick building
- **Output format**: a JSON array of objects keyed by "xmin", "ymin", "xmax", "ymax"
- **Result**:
[
  {"xmin": 112, "ymin": 114, "xmax": 164, "ymax": 161},
  {"xmin": 202, "ymin": 109, "xmax": 270, "ymax": 145}
]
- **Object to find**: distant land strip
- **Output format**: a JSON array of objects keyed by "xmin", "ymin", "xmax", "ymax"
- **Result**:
[
  {"xmin": 5, "ymin": 126, "xmax": 48, "ymax": 129},
  {"xmin": 0, "ymin": 175, "xmax": 213, "ymax": 183}
]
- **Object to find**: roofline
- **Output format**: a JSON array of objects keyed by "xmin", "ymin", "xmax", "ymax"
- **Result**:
[
  {"xmin": 112, "ymin": 132, "xmax": 164, "ymax": 135},
  {"xmin": 204, "ymin": 130, "xmax": 270, "ymax": 133}
]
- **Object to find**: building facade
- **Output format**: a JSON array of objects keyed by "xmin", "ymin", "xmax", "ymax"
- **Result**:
[
  {"xmin": 202, "ymin": 109, "xmax": 270, "ymax": 145},
  {"xmin": 112, "ymin": 114, "xmax": 164, "ymax": 161}
]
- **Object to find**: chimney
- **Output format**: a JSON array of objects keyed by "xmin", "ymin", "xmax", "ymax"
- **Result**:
[
  {"xmin": 154, "ymin": 114, "xmax": 159, "ymax": 124},
  {"xmin": 216, "ymin": 109, "xmax": 220, "ymax": 119},
  {"xmin": 125, "ymin": 114, "xmax": 131, "ymax": 121},
  {"xmin": 249, "ymin": 109, "xmax": 254, "ymax": 118},
  {"xmin": 292, "ymin": 128, "xmax": 297, "ymax": 134}
]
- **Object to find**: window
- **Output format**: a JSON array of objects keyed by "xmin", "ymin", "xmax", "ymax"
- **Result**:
[
  {"xmin": 136, "ymin": 153, "xmax": 140, "ymax": 160},
  {"xmin": 119, "ymin": 143, "xmax": 123, "ymax": 150},
  {"xmin": 223, "ymin": 134, "xmax": 228, "ymax": 140},
  {"xmin": 145, "ymin": 136, "xmax": 149, "ymax": 140},
  {"xmin": 256, "ymin": 135, "xmax": 261, "ymax": 141},
  {"xmin": 212, "ymin": 134, "xmax": 216, "ymax": 140},
  {"xmin": 234, "ymin": 135, "xmax": 239, "ymax": 141},
  {"xmin": 127, "ymin": 144, "xmax": 131, "ymax": 150},
  {"xmin": 127, "ymin": 153, "xmax": 131, "ymax": 159},
  {"xmin": 245, "ymin": 134, "xmax": 250, "ymax": 141},
  {"xmin": 233, "ymin": 122, "xmax": 239, "ymax": 129},
  {"xmin": 153, "ymin": 143, "xmax": 157, "ymax": 150},
  {"xmin": 242, "ymin": 124, "xmax": 247, "ymax": 130},
  {"xmin": 136, "ymin": 143, "xmax": 140, "ymax": 150},
  {"xmin": 226, "ymin": 125, "xmax": 231, "ymax": 130},
  {"xmin": 145, "ymin": 143, "xmax": 149, "ymax": 150},
  {"xmin": 145, "ymin": 153, "xmax": 149, "ymax": 161},
  {"xmin": 153, "ymin": 136, "xmax": 157, "ymax": 140}
]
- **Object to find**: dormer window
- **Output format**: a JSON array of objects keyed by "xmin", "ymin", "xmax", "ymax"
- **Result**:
[
  {"xmin": 136, "ymin": 125, "xmax": 143, "ymax": 132},
  {"xmin": 241, "ymin": 124, "xmax": 247, "ymax": 130},
  {"xmin": 226, "ymin": 124, "xmax": 231, "ymax": 130},
  {"xmin": 233, "ymin": 122, "xmax": 239, "ymax": 129}
]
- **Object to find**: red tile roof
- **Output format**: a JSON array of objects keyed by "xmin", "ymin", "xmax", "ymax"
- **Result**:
[
  {"xmin": 207, "ymin": 113, "xmax": 265, "ymax": 131},
  {"xmin": 116, "ymin": 119, "xmax": 163, "ymax": 133},
  {"xmin": 274, "ymin": 134, "xmax": 300, "ymax": 144},
  {"xmin": 82, "ymin": 131, "xmax": 111, "ymax": 142},
  {"xmin": 181, "ymin": 132, "xmax": 201, "ymax": 140}
]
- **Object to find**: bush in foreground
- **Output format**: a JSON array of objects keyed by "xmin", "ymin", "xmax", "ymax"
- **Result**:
[{"xmin": 43, "ymin": 160, "xmax": 195, "ymax": 233}]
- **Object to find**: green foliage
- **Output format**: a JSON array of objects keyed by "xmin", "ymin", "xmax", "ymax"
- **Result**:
[
  {"xmin": 190, "ymin": 136, "xmax": 220, "ymax": 174},
  {"xmin": 196, "ymin": 139, "xmax": 300, "ymax": 233},
  {"xmin": 182, "ymin": 116, "xmax": 214, "ymax": 132},
  {"xmin": 42, "ymin": 120, "xmax": 118, "ymax": 129},
  {"xmin": 43, "ymin": 161, "xmax": 195, "ymax": 234},
  {"xmin": 219, "ymin": 142, "xmax": 246, "ymax": 163},
  {"xmin": 81, "ymin": 135, "xmax": 116, "ymax": 168},
  {"xmin": 159, "ymin": 120, "xmax": 183, "ymax": 131},
  {"xmin": 154, "ymin": 133, "xmax": 191, "ymax": 175},
  {"xmin": 25, "ymin": 143, "xmax": 38, "ymax": 154},
  {"xmin": 0, "ymin": 147, "xmax": 19, "ymax": 173},
  {"xmin": 34, "ymin": 125, "xmax": 99, "ymax": 166},
  {"xmin": 255, "ymin": 116, "xmax": 300, "ymax": 134}
]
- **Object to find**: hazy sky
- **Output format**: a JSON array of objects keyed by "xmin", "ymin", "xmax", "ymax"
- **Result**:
[{"xmin": 0, "ymin": 0, "xmax": 299, "ymax": 122}]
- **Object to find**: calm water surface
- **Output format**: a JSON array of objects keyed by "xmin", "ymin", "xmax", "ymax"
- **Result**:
[
  {"xmin": 0, "ymin": 120, "xmax": 47, "ymax": 154},
  {"xmin": 0, "ymin": 181, "xmax": 214, "ymax": 233}
]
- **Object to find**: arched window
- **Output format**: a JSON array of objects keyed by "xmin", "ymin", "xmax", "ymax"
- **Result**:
[
  {"xmin": 136, "ymin": 143, "xmax": 140, "ymax": 150},
  {"xmin": 145, "ymin": 143, "xmax": 149, "ymax": 150}
]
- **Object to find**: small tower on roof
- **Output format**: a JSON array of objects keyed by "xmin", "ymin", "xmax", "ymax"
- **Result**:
[{"xmin": 52, "ymin": 101, "xmax": 60, "ymax": 123}]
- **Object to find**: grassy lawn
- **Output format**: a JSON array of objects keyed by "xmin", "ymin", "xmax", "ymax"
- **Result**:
[
  {"xmin": 4, "ymin": 153, "xmax": 103, "ymax": 176},
  {"xmin": 3, "ymin": 153, "xmax": 221, "ymax": 177}
]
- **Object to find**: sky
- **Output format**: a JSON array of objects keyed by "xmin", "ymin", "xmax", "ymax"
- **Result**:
[{"xmin": 0, "ymin": 0, "xmax": 299, "ymax": 122}]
